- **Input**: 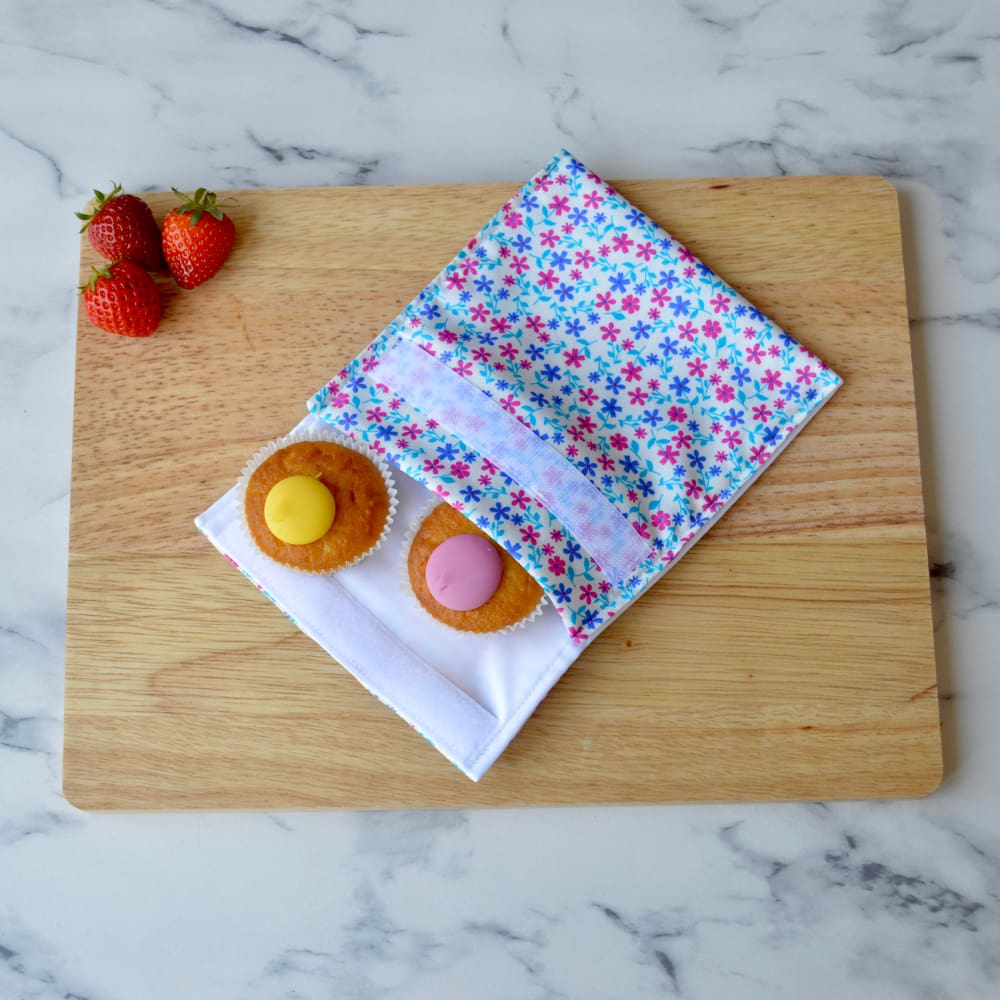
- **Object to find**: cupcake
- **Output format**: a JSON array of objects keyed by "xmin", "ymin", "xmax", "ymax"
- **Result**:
[
  {"xmin": 406, "ymin": 502, "xmax": 544, "ymax": 633},
  {"xmin": 240, "ymin": 428, "xmax": 396, "ymax": 574}
]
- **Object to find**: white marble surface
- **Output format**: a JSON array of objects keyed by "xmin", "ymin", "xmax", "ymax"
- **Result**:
[{"xmin": 2, "ymin": 0, "xmax": 998, "ymax": 996}]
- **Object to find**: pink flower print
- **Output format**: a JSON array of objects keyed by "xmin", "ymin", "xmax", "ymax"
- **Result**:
[
  {"xmin": 611, "ymin": 232, "xmax": 634, "ymax": 253},
  {"xmin": 438, "ymin": 329, "xmax": 458, "ymax": 344},
  {"xmin": 586, "ymin": 439, "xmax": 600, "ymax": 452},
  {"xmin": 743, "ymin": 326, "xmax": 758, "ymax": 340},
  {"xmin": 564, "ymin": 348, "xmax": 585, "ymax": 368},
  {"xmin": 460, "ymin": 257, "xmax": 479, "ymax": 276},
  {"xmin": 750, "ymin": 445, "xmax": 771, "ymax": 464},
  {"xmin": 762, "ymin": 369, "xmax": 783, "ymax": 391},
  {"xmin": 673, "ymin": 429, "xmax": 693, "ymax": 448},
  {"xmin": 452, "ymin": 360, "xmax": 473, "ymax": 376},
  {"xmin": 598, "ymin": 244, "xmax": 611, "ymax": 257},
  {"xmin": 651, "ymin": 287, "xmax": 671, "ymax": 307},
  {"xmin": 716, "ymin": 384, "xmax": 735, "ymax": 403},
  {"xmin": 684, "ymin": 266, "xmax": 696, "ymax": 279},
  {"xmin": 635, "ymin": 241, "xmax": 656, "ymax": 261},
  {"xmin": 493, "ymin": 361, "xmax": 505, "ymax": 372},
  {"xmin": 548, "ymin": 555, "xmax": 566, "ymax": 575},
  {"xmin": 752, "ymin": 403, "xmax": 772, "ymax": 422},
  {"xmin": 717, "ymin": 357, "xmax": 730, "ymax": 371},
  {"xmin": 478, "ymin": 474, "xmax": 492, "ymax": 486},
  {"xmin": 445, "ymin": 270, "xmax": 466, "ymax": 291},
  {"xmin": 504, "ymin": 210, "xmax": 523, "ymax": 228},
  {"xmin": 509, "ymin": 254, "xmax": 530, "ymax": 274},
  {"xmin": 579, "ymin": 584, "xmax": 597, "ymax": 605},
  {"xmin": 329, "ymin": 391, "xmax": 350, "ymax": 408},
  {"xmin": 388, "ymin": 398, "xmax": 403, "ymax": 410},
  {"xmin": 623, "ymin": 361, "xmax": 644, "ymax": 382},
  {"xmin": 566, "ymin": 441, "xmax": 580, "ymax": 455},
  {"xmin": 775, "ymin": 397, "xmax": 786, "ymax": 410},
  {"xmin": 549, "ymin": 195, "xmax": 570, "ymax": 215},
  {"xmin": 711, "ymin": 421, "xmax": 723, "ymax": 434},
  {"xmin": 598, "ymin": 453, "xmax": 615, "ymax": 471},
  {"xmin": 510, "ymin": 489, "xmax": 530, "ymax": 509},
  {"xmin": 539, "ymin": 229, "xmax": 560, "ymax": 248},
  {"xmin": 702, "ymin": 493, "xmax": 723, "ymax": 513},
  {"xmin": 668, "ymin": 406, "xmax": 686, "ymax": 422},
  {"xmin": 678, "ymin": 246, "xmax": 696, "ymax": 263},
  {"xmin": 450, "ymin": 461, "xmax": 470, "ymax": 478},
  {"xmin": 535, "ymin": 174, "xmax": 553, "ymax": 192},
  {"xmin": 570, "ymin": 268, "xmax": 582, "ymax": 282},
  {"xmin": 621, "ymin": 294, "xmax": 641, "ymax": 314},
  {"xmin": 521, "ymin": 525, "xmax": 540, "ymax": 545},
  {"xmin": 677, "ymin": 321, "xmax": 697, "ymax": 341},
  {"xmin": 599, "ymin": 579, "xmax": 612, "ymax": 594},
  {"xmin": 361, "ymin": 355, "xmax": 379, "ymax": 373},
  {"xmin": 596, "ymin": 292, "xmax": 617, "ymax": 311},
  {"xmin": 648, "ymin": 307, "xmax": 661, "ymax": 322},
  {"xmin": 519, "ymin": 358, "xmax": 531, "ymax": 370},
  {"xmin": 647, "ymin": 377, "xmax": 660, "ymax": 391},
  {"xmin": 709, "ymin": 373, "xmax": 721, "ymax": 386},
  {"xmin": 657, "ymin": 444, "xmax": 679, "ymax": 465},
  {"xmin": 537, "ymin": 268, "xmax": 558, "ymax": 290},
  {"xmin": 768, "ymin": 344, "xmax": 782, "ymax": 358},
  {"xmin": 600, "ymin": 322, "xmax": 620, "ymax": 342},
  {"xmin": 401, "ymin": 423, "xmax": 423, "ymax": 441},
  {"xmin": 621, "ymin": 338, "xmax": 635, "ymax": 352},
  {"xmin": 583, "ymin": 190, "xmax": 604, "ymax": 208},
  {"xmin": 435, "ymin": 485, "xmax": 450, "ymax": 499},
  {"xmin": 538, "ymin": 331, "xmax": 551, "ymax": 343},
  {"xmin": 702, "ymin": 319, "xmax": 721, "ymax": 339},
  {"xmin": 684, "ymin": 479, "xmax": 703, "ymax": 498},
  {"xmin": 561, "ymin": 222, "xmax": 574, "ymax": 234},
  {"xmin": 424, "ymin": 458, "xmax": 443, "ymax": 474},
  {"xmin": 575, "ymin": 249, "xmax": 595, "ymax": 268},
  {"xmin": 610, "ymin": 433, "xmax": 629, "ymax": 450},
  {"xmin": 628, "ymin": 387, "xmax": 649, "ymax": 406},
  {"xmin": 651, "ymin": 510, "xmax": 671, "ymax": 530},
  {"xmin": 470, "ymin": 303, "xmax": 489, "ymax": 323},
  {"xmin": 578, "ymin": 387, "xmax": 598, "ymax": 406},
  {"xmin": 525, "ymin": 314, "xmax": 545, "ymax": 333},
  {"xmin": 499, "ymin": 341, "xmax": 518, "ymax": 359},
  {"xmin": 577, "ymin": 413, "xmax": 598, "ymax": 434},
  {"xmin": 555, "ymin": 174, "xmax": 568, "ymax": 186},
  {"xmin": 688, "ymin": 358, "xmax": 707, "ymax": 378},
  {"xmin": 366, "ymin": 406, "xmax": 387, "ymax": 423},
  {"xmin": 796, "ymin": 365, "xmax": 816, "ymax": 385},
  {"xmin": 722, "ymin": 430, "xmax": 743, "ymax": 449},
  {"xmin": 710, "ymin": 293, "xmax": 731, "ymax": 313},
  {"xmin": 746, "ymin": 344, "xmax": 764, "ymax": 364},
  {"xmin": 471, "ymin": 347, "xmax": 491, "ymax": 363},
  {"xmin": 633, "ymin": 519, "xmax": 650, "ymax": 540},
  {"xmin": 715, "ymin": 450, "xmax": 728, "ymax": 464}
]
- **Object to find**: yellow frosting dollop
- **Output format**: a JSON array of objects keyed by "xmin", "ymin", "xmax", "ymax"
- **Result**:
[{"xmin": 263, "ymin": 474, "xmax": 336, "ymax": 545}]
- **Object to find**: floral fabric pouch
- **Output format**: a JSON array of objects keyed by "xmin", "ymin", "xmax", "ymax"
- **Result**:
[{"xmin": 196, "ymin": 149, "xmax": 841, "ymax": 780}]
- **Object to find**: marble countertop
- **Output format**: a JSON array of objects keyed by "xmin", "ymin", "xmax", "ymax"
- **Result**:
[{"xmin": 2, "ymin": 1, "xmax": 998, "ymax": 996}]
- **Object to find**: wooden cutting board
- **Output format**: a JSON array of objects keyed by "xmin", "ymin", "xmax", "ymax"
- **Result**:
[{"xmin": 64, "ymin": 176, "xmax": 941, "ymax": 810}]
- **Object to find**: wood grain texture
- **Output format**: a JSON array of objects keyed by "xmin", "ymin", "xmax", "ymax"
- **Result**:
[{"xmin": 64, "ymin": 176, "xmax": 942, "ymax": 810}]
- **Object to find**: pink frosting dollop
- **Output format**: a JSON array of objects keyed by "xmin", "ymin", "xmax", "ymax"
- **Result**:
[{"xmin": 424, "ymin": 533, "xmax": 503, "ymax": 611}]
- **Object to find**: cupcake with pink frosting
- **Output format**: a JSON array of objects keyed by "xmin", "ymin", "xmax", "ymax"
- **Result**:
[{"xmin": 404, "ymin": 502, "xmax": 545, "ymax": 634}]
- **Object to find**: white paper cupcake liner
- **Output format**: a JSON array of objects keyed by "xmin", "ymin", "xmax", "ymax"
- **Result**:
[
  {"xmin": 400, "ymin": 497, "xmax": 547, "ymax": 635},
  {"xmin": 236, "ymin": 425, "xmax": 398, "ymax": 575}
]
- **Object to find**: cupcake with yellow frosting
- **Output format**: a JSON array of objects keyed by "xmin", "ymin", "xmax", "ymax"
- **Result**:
[{"xmin": 239, "ymin": 427, "xmax": 396, "ymax": 574}]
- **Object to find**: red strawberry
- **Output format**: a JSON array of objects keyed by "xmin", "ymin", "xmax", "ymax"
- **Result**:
[
  {"xmin": 161, "ymin": 187, "xmax": 235, "ymax": 289},
  {"xmin": 76, "ymin": 182, "xmax": 165, "ymax": 270},
  {"xmin": 80, "ymin": 261, "xmax": 163, "ymax": 337}
]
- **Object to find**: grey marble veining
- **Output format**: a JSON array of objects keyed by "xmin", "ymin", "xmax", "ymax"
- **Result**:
[{"xmin": 2, "ymin": 0, "xmax": 999, "ymax": 996}]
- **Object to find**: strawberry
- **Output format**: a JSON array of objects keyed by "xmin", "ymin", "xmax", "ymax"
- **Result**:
[
  {"xmin": 76, "ymin": 182, "xmax": 165, "ymax": 270},
  {"xmin": 161, "ymin": 187, "xmax": 235, "ymax": 289},
  {"xmin": 80, "ymin": 261, "xmax": 162, "ymax": 337}
]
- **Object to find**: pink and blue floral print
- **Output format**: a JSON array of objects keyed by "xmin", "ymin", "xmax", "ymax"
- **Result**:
[{"xmin": 310, "ymin": 150, "xmax": 841, "ymax": 642}]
